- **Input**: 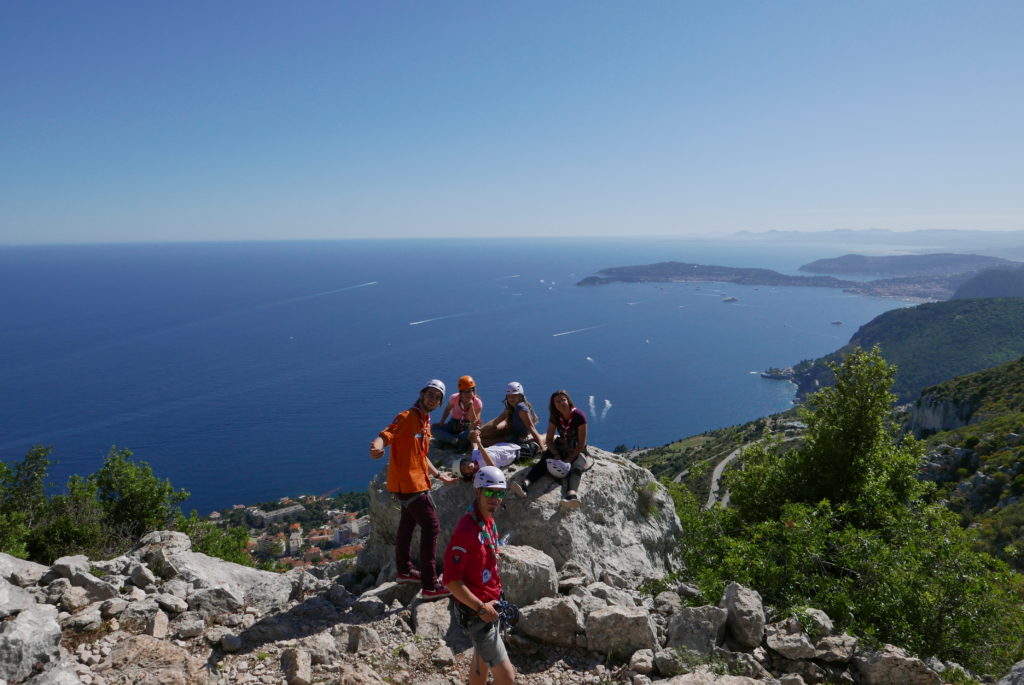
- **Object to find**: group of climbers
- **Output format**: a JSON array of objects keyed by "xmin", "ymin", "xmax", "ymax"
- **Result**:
[{"xmin": 368, "ymin": 376, "xmax": 593, "ymax": 684}]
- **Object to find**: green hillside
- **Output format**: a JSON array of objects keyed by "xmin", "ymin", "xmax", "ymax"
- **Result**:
[
  {"xmin": 789, "ymin": 298, "xmax": 1024, "ymax": 402},
  {"xmin": 952, "ymin": 265, "xmax": 1024, "ymax": 299},
  {"xmin": 915, "ymin": 358, "xmax": 1024, "ymax": 571}
]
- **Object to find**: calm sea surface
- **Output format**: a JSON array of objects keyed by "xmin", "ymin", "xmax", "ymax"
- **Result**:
[{"xmin": 0, "ymin": 238, "xmax": 912, "ymax": 513}]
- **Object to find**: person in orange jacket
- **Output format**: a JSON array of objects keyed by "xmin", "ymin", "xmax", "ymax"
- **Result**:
[{"xmin": 370, "ymin": 378, "xmax": 457, "ymax": 600}]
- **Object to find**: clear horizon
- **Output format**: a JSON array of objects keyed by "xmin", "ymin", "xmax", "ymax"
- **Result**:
[{"xmin": 2, "ymin": 1, "xmax": 1022, "ymax": 244}]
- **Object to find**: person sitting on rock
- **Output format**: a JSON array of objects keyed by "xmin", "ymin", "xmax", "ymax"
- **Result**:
[
  {"xmin": 369, "ymin": 378, "xmax": 457, "ymax": 601},
  {"xmin": 443, "ymin": 465, "xmax": 516, "ymax": 685},
  {"xmin": 432, "ymin": 375, "xmax": 483, "ymax": 452},
  {"xmin": 545, "ymin": 389, "xmax": 589, "ymax": 463},
  {"xmin": 513, "ymin": 435, "xmax": 589, "ymax": 509},
  {"xmin": 479, "ymin": 381, "xmax": 545, "ymax": 457}
]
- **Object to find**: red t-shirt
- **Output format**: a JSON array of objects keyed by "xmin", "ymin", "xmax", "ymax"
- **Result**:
[{"xmin": 443, "ymin": 510, "xmax": 502, "ymax": 605}]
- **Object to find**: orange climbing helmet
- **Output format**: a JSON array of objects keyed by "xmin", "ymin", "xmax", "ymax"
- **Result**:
[{"xmin": 458, "ymin": 375, "xmax": 476, "ymax": 391}]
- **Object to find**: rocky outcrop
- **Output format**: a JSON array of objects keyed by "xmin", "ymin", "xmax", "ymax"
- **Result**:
[
  {"xmin": 909, "ymin": 393, "xmax": 978, "ymax": 437},
  {"xmin": 358, "ymin": 447, "xmax": 682, "ymax": 585},
  {"xmin": 0, "ymin": 446, "xmax": 1008, "ymax": 684}
]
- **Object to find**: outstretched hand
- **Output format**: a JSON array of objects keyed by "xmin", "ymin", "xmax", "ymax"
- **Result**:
[{"xmin": 436, "ymin": 472, "xmax": 457, "ymax": 484}]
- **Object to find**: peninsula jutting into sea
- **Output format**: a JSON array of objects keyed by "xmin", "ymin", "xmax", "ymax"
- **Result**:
[{"xmin": 577, "ymin": 252, "xmax": 1019, "ymax": 301}]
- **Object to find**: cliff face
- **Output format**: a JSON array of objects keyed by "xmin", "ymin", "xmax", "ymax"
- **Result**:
[{"xmin": 909, "ymin": 393, "xmax": 979, "ymax": 437}]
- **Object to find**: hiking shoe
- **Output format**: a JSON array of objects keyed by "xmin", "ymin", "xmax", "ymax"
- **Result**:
[
  {"xmin": 395, "ymin": 569, "xmax": 422, "ymax": 584},
  {"xmin": 509, "ymin": 481, "xmax": 526, "ymax": 498},
  {"xmin": 420, "ymin": 586, "xmax": 451, "ymax": 601},
  {"xmin": 560, "ymin": 495, "xmax": 581, "ymax": 510}
]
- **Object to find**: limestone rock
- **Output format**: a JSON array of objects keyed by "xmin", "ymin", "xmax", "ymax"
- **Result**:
[
  {"xmin": 587, "ymin": 581, "xmax": 636, "ymax": 608},
  {"xmin": 354, "ymin": 594, "xmax": 387, "ymax": 618},
  {"xmin": 132, "ymin": 530, "xmax": 293, "ymax": 617},
  {"xmin": 332, "ymin": 624, "xmax": 382, "ymax": 653},
  {"xmin": 359, "ymin": 449, "xmax": 682, "ymax": 585},
  {"xmin": 71, "ymin": 571, "xmax": 119, "ymax": 602},
  {"xmin": 851, "ymin": 644, "xmax": 941, "ymax": 685},
  {"xmin": 129, "ymin": 562, "xmax": 158, "ymax": 589},
  {"xmin": 60, "ymin": 586, "xmax": 93, "ymax": 613},
  {"xmin": 499, "ymin": 545, "xmax": 558, "ymax": 607},
  {"xmin": 60, "ymin": 605, "xmax": 103, "ymax": 632},
  {"xmin": 517, "ymin": 597, "xmax": 584, "ymax": 648},
  {"xmin": 97, "ymin": 634, "xmax": 212, "ymax": 684},
  {"xmin": 718, "ymin": 582, "xmax": 764, "ymax": 649},
  {"xmin": 100, "ymin": 598, "xmax": 128, "ymax": 619},
  {"xmin": 666, "ymin": 605, "xmax": 727, "ymax": 655},
  {"xmin": 630, "ymin": 648, "xmax": 655, "ymax": 675},
  {"xmin": 586, "ymin": 605, "xmax": 657, "ymax": 656},
  {"xmin": 0, "ymin": 552, "xmax": 49, "ymax": 587},
  {"xmin": 999, "ymin": 660, "xmax": 1024, "ymax": 685},
  {"xmin": 661, "ymin": 669, "xmax": 766, "ymax": 684},
  {"xmin": 1, "ymin": 577, "xmax": 38, "ymax": 618},
  {"xmin": 714, "ymin": 647, "xmax": 771, "ymax": 679},
  {"xmin": 655, "ymin": 590, "xmax": 683, "ymax": 615},
  {"xmin": 765, "ymin": 619, "xmax": 816, "ymax": 660},
  {"xmin": 170, "ymin": 612, "xmax": 205, "ymax": 639},
  {"xmin": 359, "ymin": 580, "xmax": 419, "ymax": 608},
  {"xmin": 413, "ymin": 597, "xmax": 451, "ymax": 639},
  {"xmin": 0, "ymin": 603, "xmax": 62, "ymax": 683},
  {"xmin": 154, "ymin": 593, "xmax": 189, "ymax": 614},
  {"xmin": 654, "ymin": 649, "xmax": 687, "ymax": 677},
  {"xmin": 24, "ymin": 661, "xmax": 84, "ymax": 684},
  {"xmin": 815, "ymin": 634, "xmax": 858, "ymax": 662},
  {"xmin": 281, "ymin": 647, "xmax": 312, "ymax": 685},
  {"xmin": 146, "ymin": 609, "xmax": 169, "ymax": 639},
  {"xmin": 119, "ymin": 598, "xmax": 162, "ymax": 633},
  {"xmin": 51, "ymin": 555, "xmax": 90, "ymax": 580},
  {"xmin": 187, "ymin": 586, "xmax": 244, "ymax": 619}
]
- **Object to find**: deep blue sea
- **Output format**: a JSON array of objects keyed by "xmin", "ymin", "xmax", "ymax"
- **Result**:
[{"xmin": 0, "ymin": 238, "xmax": 912, "ymax": 514}]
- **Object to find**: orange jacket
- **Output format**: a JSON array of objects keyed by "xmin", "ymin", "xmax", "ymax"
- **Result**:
[{"xmin": 378, "ymin": 405, "xmax": 432, "ymax": 494}]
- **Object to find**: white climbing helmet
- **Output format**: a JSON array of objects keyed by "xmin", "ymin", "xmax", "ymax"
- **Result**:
[
  {"xmin": 546, "ymin": 458, "xmax": 571, "ymax": 479},
  {"xmin": 423, "ymin": 379, "xmax": 446, "ymax": 397},
  {"xmin": 474, "ymin": 465, "xmax": 507, "ymax": 490},
  {"xmin": 505, "ymin": 381, "xmax": 524, "ymax": 396}
]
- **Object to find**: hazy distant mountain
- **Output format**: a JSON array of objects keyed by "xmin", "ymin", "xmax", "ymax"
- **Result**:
[
  {"xmin": 952, "ymin": 265, "xmax": 1024, "ymax": 299},
  {"xmin": 725, "ymin": 229, "xmax": 1024, "ymax": 257}
]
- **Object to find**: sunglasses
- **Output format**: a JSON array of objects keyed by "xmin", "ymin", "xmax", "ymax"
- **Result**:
[{"xmin": 481, "ymin": 488, "xmax": 506, "ymax": 499}]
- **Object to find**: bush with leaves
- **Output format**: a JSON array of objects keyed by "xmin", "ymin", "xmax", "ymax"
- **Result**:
[
  {"xmin": 670, "ymin": 347, "xmax": 1024, "ymax": 675},
  {"xmin": 174, "ymin": 511, "xmax": 254, "ymax": 567},
  {"xmin": 0, "ymin": 445, "xmax": 190, "ymax": 563}
]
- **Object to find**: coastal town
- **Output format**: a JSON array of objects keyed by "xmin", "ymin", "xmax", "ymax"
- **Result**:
[{"xmin": 207, "ymin": 491, "xmax": 371, "ymax": 571}]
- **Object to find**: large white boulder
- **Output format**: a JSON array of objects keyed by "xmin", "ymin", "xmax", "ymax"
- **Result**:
[{"xmin": 358, "ymin": 448, "xmax": 682, "ymax": 585}]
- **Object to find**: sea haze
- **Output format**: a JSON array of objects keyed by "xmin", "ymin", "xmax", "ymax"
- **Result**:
[{"xmin": 0, "ymin": 238, "xmax": 912, "ymax": 513}]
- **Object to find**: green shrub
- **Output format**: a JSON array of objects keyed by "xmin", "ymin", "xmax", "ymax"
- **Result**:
[
  {"xmin": 174, "ymin": 511, "xmax": 254, "ymax": 566},
  {"xmin": 671, "ymin": 348, "xmax": 1024, "ymax": 674}
]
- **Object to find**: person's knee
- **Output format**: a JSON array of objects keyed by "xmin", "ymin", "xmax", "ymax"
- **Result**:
[{"xmin": 491, "ymin": 658, "xmax": 515, "ymax": 684}]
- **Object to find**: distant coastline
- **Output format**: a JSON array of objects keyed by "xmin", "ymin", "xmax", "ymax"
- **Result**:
[
  {"xmin": 575, "ymin": 255, "xmax": 1019, "ymax": 301},
  {"xmin": 576, "ymin": 261, "xmax": 943, "ymax": 300}
]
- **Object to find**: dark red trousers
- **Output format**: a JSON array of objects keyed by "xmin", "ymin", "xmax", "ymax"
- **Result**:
[{"xmin": 395, "ymin": 491, "xmax": 440, "ymax": 590}]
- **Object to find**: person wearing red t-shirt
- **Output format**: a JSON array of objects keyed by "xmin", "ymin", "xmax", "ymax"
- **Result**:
[
  {"xmin": 370, "ymin": 379, "xmax": 457, "ymax": 601},
  {"xmin": 443, "ymin": 462, "xmax": 515, "ymax": 684}
]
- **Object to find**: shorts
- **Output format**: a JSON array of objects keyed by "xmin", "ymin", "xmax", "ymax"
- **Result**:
[
  {"xmin": 453, "ymin": 601, "xmax": 508, "ymax": 667},
  {"xmin": 465, "ymin": 616, "xmax": 508, "ymax": 667}
]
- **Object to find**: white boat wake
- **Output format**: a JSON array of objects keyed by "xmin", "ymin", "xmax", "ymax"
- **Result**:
[
  {"xmin": 552, "ymin": 325, "xmax": 601, "ymax": 337},
  {"xmin": 409, "ymin": 311, "xmax": 472, "ymax": 326}
]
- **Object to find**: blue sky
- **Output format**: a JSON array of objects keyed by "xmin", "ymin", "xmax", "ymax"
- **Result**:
[{"xmin": 2, "ymin": 1, "xmax": 1022, "ymax": 244}]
